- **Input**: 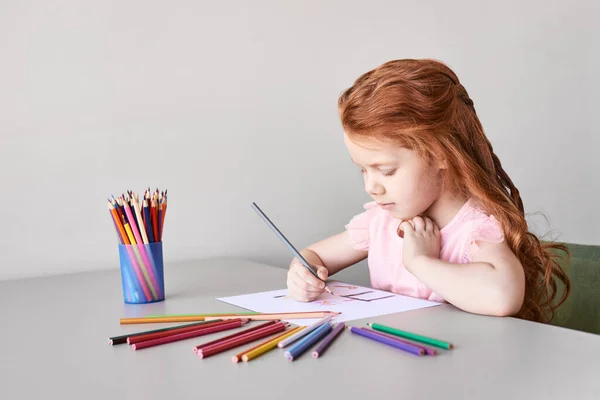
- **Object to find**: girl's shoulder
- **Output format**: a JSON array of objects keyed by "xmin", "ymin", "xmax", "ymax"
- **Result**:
[{"xmin": 446, "ymin": 199, "xmax": 505, "ymax": 261}]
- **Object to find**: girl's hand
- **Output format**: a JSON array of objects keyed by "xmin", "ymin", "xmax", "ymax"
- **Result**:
[
  {"xmin": 287, "ymin": 258, "xmax": 329, "ymax": 302},
  {"xmin": 399, "ymin": 216, "xmax": 441, "ymax": 270}
]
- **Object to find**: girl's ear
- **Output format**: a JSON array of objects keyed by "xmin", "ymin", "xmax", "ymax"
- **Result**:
[{"xmin": 436, "ymin": 157, "xmax": 448, "ymax": 170}]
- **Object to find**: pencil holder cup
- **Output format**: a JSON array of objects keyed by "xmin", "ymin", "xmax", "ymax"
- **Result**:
[{"xmin": 118, "ymin": 241, "xmax": 165, "ymax": 304}]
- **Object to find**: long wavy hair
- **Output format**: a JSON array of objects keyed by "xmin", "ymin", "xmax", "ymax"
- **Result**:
[{"xmin": 337, "ymin": 59, "xmax": 570, "ymax": 322}]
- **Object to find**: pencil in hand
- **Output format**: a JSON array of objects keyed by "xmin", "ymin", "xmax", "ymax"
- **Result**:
[{"xmin": 251, "ymin": 202, "xmax": 333, "ymax": 295}]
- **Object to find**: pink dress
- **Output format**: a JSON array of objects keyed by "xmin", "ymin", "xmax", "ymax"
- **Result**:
[{"xmin": 345, "ymin": 199, "xmax": 504, "ymax": 302}]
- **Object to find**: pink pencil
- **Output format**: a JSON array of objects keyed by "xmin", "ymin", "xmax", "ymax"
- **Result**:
[{"xmin": 121, "ymin": 195, "xmax": 161, "ymax": 299}]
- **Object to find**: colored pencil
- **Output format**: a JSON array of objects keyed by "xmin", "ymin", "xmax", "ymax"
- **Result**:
[
  {"xmin": 198, "ymin": 322, "xmax": 288, "ymax": 359},
  {"xmin": 204, "ymin": 311, "xmax": 339, "ymax": 321},
  {"xmin": 312, "ymin": 322, "xmax": 345, "ymax": 358},
  {"xmin": 108, "ymin": 321, "xmax": 211, "ymax": 345},
  {"xmin": 161, "ymin": 194, "xmax": 167, "ymax": 237},
  {"xmin": 108, "ymin": 201, "xmax": 128, "ymax": 244},
  {"xmin": 145, "ymin": 312, "xmax": 259, "ymax": 318},
  {"xmin": 121, "ymin": 196, "xmax": 160, "ymax": 299},
  {"xmin": 123, "ymin": 199, "xmax": 159, "ymax": 288},
  {"xmin": 349, "ymin": 327, "xmax": 424, "ymax": 356},
  {"xmin": 193, "ymin": 320, "xmax": 277, "ymax": 353},
  {"xmin": 123, "ymin": 221, "xmax": 158, "ymax": 300},
  {"xmin": 120, "ymin": 222, "xmax": 153, "ymax": 302},
  {"xmin": 151, "ymin": 196, "xmax": 159, "ymax": 242},
  {"xmin": 143, "ymin": 198, "xmax": 155, "ymax": 243},
  {"xmin": 278, "ymin": 315, "xmax": 335, "ymax": 348},
  {"xmin": 240, "ymin": 326, "xmax": 304, "ymax": 363},
  {"xmin": 367, "ymin": 323, "xmax": 453, "ymax": 350},
  {"xmin": 251, "ymin": 202, "xmax": 333, "ymax": 295},
  {"xmin": 132, "ymin": 193, "xmax": 149, "ymax": 244},
  {"xmin": 127, "ymin": 319, "xmax": 229, "ymax": 345},
  {"xmin": 284, "ymin": 322, "xmax": 332, "ymax": 361},
  {"xmin": 120, "ymin": 313, "xmax": 269, "ymax": 324},
  {"xmin": 363, "ymin": 327, "xmax": 437, "ymax": 355},
  {"xmin": 132, "ymin": 319, "xmax": 249, "ymax": 350},
  {"xmin": 157, "ymin": 203, "xmax": 163, "ymax": 242}
]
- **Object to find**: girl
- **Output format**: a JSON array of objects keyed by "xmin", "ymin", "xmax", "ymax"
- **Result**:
[{"xmin": 287, "ymin": 59, "xmax": 570, "ymax": 323}]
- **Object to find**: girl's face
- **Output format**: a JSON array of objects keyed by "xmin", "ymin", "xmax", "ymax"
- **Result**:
[{"xmin": 344, "ymin": 133, "xmax": 444, "ymax": 221}]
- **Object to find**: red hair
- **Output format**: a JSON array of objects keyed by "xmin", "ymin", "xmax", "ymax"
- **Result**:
[{"xmin": 338, "ymin": 59, "xmax": 570, "ymax": 322}]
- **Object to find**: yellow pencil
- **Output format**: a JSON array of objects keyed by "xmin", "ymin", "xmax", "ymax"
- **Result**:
[{"xmin": 242, "ymin": 326, "xmax": 305, "ymax": 362}]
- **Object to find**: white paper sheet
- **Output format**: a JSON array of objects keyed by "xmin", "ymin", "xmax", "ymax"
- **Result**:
[{"xmin": 217, "ymin": 281, "xmax": 441, "ymax": 326}]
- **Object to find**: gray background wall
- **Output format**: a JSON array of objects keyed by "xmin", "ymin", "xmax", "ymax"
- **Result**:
[{"xmin": 1, "ymin": 0, "xmax": 598, "ymax": 280}]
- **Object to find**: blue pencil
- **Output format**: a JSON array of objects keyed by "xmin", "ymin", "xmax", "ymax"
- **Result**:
[
  {"xmin": 251, "ymin": 202, "xmax": 333, "ymax": 294},
  {"xmin": 144, "ymin": 201, "xmax": 155, "ymax": 243},
  {"xmin": 284, "ymin": 322, "xmax": 332, "ymax": 361}
]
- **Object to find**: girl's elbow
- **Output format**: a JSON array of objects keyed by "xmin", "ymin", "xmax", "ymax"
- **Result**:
[{"xmin": 490, "ymin": 286, "xmax": 524, "ymax": 317}]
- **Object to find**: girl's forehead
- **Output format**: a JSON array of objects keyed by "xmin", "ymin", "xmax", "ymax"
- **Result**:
[{"xmin": 344, "ymin": 133, "xmax": 406, "ymax": 162}]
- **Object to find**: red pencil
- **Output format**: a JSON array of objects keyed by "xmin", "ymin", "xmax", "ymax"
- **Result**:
[
  {"xmin": 192, "ymin": 320, "xmax": 277, "ymax": 353},
  {"xmin": 151, "ymin": 195, "xmax": 159, "ymax": 242},
  {"xmin": 197, "ymin": 322, "xmax": 288, "ymax": 359},
  {"xmin": 132, "ymin": 319, "xmax": 248, "ymax": 350},
  {"xmin": 127, "ymin": 319, "xmax": 229, "ymax": 345}
]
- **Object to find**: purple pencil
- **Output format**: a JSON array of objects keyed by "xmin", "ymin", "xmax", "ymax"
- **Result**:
[
  {"xmin": 312, "ymin": 323, "xmax": 345, "ymax": 358},
  {"xmin": 349, "ymin": 326, "xmax": 425, "ymax": 356},
  {"xmin": 362, "ymin": 327, "xmax": 437, "ymax": 355}
]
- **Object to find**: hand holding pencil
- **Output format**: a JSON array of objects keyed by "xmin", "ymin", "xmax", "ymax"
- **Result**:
[
  {"xmin": 287, "ymin": 257, "xmax": 330, "ymax": 302},
  {"xmin": 250, "ymin": 202, "xmax": 334, "ymax": 297}
]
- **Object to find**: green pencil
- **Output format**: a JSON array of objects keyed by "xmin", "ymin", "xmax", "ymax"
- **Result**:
[
  {"xmin": 367, "ymin": 323, "xmax": 454, "ymax": 350},
  {"xmin": 143, "ymin": 312, "xmax": 259, "ymax": 318},
  {"xmin": 108, "ymin": 321, "xmax": 213, "ymax": 345}
]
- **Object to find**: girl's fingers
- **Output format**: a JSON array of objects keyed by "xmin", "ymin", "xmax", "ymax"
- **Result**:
[{"xmin": 412, "ymin": 216, "xmax": 425, "ymax": 231}]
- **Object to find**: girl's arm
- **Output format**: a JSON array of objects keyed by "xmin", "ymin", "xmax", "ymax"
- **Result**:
[
  {"xmin": 399, "ymin": 217, "xmax": 525, "ymax": 317},
  {"xmin": 300, "ymin": 230, "xmax": 368, "ymax": 276},
  {"xmin": 408, "ymin": 240, "xmax": 525, "ymax": 317}
]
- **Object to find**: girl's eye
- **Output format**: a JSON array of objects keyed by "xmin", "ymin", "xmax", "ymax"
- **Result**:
[
  {"xmin": 360, "ymin": 168, "xmax": 367, "ymax": 174},
  {"xmin": 382, "ymin": 169, "xmax": 396, "ymax": 177}
]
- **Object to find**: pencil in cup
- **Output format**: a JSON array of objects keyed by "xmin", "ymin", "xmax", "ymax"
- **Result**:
[
  {"xmin": 250, "ymin": 202, "xmax": 333, "ymax": 295},
  {"xmin": 121, "ymin": 195, "xmax": 163, "ymax": 300},
  {"xmin": 349, "ymin": 327, "xmax": 425, "ymax": 356},
  {"xmin": 284, "ymin": 322, "xmax": 332, "ymax": 361},
  {"xmin": 118, "ymin": 241, "xmax": 165, "ymax": 304}
]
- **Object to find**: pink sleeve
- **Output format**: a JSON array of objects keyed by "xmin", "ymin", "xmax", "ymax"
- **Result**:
[
  {"xmin": 344, "ymin": 202, "xmax": 378, "ymax": 251},
  {"xmin": 465, "ymin": 215, "xmax": 505, "ymax": 261}
]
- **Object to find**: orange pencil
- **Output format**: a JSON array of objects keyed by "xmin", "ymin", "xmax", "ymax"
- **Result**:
[
  {"xmin": 204, "ymin": 311, "xmax": 339, "ymax": 321},
  {"xmin": 108, "ymin": 201, "xmax": 129, "ymax": 245}
]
